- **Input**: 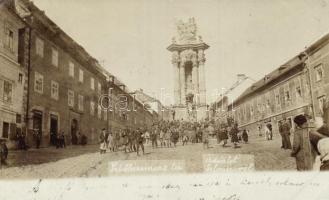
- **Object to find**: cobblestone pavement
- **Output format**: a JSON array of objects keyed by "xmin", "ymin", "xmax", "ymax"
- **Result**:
[{"xmin": 0, "ymin": 135, "xmax": 296, "ymax": 179}]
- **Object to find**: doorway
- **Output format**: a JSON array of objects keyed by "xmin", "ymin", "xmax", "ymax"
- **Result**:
[
  {"xmin": 2, "ymin": 122, "xmax": 9, "ymax": 138},
  {"xmin": 33, "ymin": 111, "xmax": 42, "ymax": 133},
  {"xmin": 71, "ymin": 119, "xmax": 78, "ymax": 145},
  {"xmin": 50, "ymin": 114, "xmax": 58, "ymax": 145}
]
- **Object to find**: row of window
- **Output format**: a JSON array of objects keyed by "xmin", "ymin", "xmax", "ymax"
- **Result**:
[
  {"xmin": 34, "ymin": 71, "xmax": 106, "ymax": 120},
  {"xmin": 234, "ymin": 76, "xmax": 306, "ymax": 123},
  {"xmin": 35, "ymin": 37, "xmax": 102, "ymax": 92}
]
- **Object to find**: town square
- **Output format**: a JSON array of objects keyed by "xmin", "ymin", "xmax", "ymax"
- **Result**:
[{"xmin": 1, "ymin": 0, "xmax": 329, "ymax": 182}]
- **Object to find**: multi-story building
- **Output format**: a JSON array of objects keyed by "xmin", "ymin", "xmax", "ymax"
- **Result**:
[
  {"xmin": 134, "ymin": 89, "xmax": 171, "ymax": 121},
  {"xmin": 303, "ymin": 33, "xmax": 329, "ymax": 124},
  {"xmin": 13, "ymin": 0, "xmax": 109, "ymax": 146},
  {"xmin": 107, "ymin": 81, "xmax": 157, "ymax": 131},
  {"xmin": 0, "ymin": 1, "xmax": 28, "ymax": 147},
  {"xmin": 226, "ymin": 56, "xmax": 312, "ymax": 136}
]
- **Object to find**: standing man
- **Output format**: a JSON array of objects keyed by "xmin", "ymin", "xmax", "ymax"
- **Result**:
[
  {"xmin": 0, "ymin": 137, "xmax": 8, "ymax": 167},
  {"xmin": 34, "ymin": 129, "xmax": 41, "ymax": 149},
  {"xmin": 151, "ymin": 127, "xmax": 157, "ymax": 148},
  {"xmin": 282, "ymin": 118, "xmax": 292, "ymax": 149},
  {"xmin": 278, "ymin": 120, "xmax": 285, "ymax": 149},
  {"xmin": 136, "ymin": 128, "xmax": 145, "ymax": 156},
  {"xmin": 99, "ymin": 128, "xmax": 108, "ymax": 154}
]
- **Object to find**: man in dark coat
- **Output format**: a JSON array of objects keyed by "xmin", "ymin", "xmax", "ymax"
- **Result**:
[
  {"xmin": 136, "ymin": 128, "xmax": 145, "ymax": 156},
  {"xmin": 280, "ymin": 118, "xmax": 292, "ymax": 149},
  {"xmin": 0, "ymin": 138, "xmax": 8, "ymax": 167},
  {"xmin": 230, "ymin": 123, "xmax": 239, "ymax": 148},
  {"xmin": 242, "ymin": 129, "xmax": 248, "ymax": 143}
]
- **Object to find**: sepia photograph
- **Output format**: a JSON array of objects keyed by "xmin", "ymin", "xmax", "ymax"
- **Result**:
[{"xmin": 0, "ymin": 0, "xmax": 329, "ymax": 199}]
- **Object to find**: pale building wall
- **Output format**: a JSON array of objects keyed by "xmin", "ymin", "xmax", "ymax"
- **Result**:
[{"xmin": 0, "ymin": 7, "xmax": 25, "ymax": 141}]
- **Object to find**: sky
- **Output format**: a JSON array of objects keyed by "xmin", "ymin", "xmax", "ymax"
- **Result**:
[{"xmin": 32, "ymin": 0, "xmax": 329, "ymax": 105}]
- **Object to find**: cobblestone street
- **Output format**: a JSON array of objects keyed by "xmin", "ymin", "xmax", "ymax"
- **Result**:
[{"xmin": 0, "ymin": 135, "xmax": 296, "ymax": 179}]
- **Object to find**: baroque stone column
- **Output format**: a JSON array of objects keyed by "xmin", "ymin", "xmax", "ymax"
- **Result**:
[
  {"xmin": 198, "ymin": 49, "xmax": 206, "ymax": 105},
  {"xmin": 172, "ymin": 51, "xmax": 181, "ymax": 105},
  {"xmin": 179, "ymin": 61, "xmax": 186, "ymax": 105},
  {"xmin": 191, "ymin": 58, "xmax": 199, "ymax": 104}
]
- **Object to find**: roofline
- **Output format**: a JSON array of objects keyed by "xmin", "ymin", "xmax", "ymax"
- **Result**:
[{"xmin": 227, "ymin": 55, "xmax": 304, "ymax": 109}]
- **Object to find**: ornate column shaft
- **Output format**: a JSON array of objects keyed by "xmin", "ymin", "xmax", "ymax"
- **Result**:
[
  {"xmin": 179, "ymin": 62, "xmax": 186, "ymax": 105},
  {"xmin": 172, "ymin": 52, "xmax": 181, "ymax": 105},
  {"xmin": 192, "ymin": 61, "xmax": 199, "ymax": 104},
  {"xmin": 198, "ymin": 49, "xmax": 206, "ymax": 105}
]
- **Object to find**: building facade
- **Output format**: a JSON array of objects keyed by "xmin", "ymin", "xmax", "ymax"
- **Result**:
[
  {"xmin": 0, "ymin": 1, "xmax": 28, "ymax": 147},
  {"xmin": 21, "ymin": 1, "xmax": 109, "ymax": 146},
  {"xmin": 225, "ymin": 57, "xmax": 312, "ymax": 136},
  {"xmin": 134, "ymin": 89, "xmax": 171, "ymax": 121},
  {"xmin": 304, "ymin": 34, "xmax": 329, "ymax": 124}
]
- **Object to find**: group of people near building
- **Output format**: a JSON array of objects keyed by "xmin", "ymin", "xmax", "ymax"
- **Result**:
[
  {"xmin": 96, "ymin": 119, "xmax": 251, "ymax": 157},
  {"xmin": 99, "ymin": 128, "xmax": 146, "ymax": 156}
]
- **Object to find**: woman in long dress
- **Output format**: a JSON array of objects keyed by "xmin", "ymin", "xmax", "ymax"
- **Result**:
[
  {"xmin": 107, "ymin": 132, "xmax": 114, "ymax": 152},
  {"xmin": 99, "ymin": 129, "xmax": 107, "ymax": 154}
]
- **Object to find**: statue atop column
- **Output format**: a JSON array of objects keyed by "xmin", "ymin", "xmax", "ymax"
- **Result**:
[{"xmin": 167, "ymin": 18, "xmax": 210, "ymax": 121}]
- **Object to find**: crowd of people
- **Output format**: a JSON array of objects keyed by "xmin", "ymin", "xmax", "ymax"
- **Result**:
[
  {"xmin": 97, "ymin": 119, "xmax": 251, "ymax": 156},
  {"xmin": 1, "ymin": 112, "xmax": 328, "ymax": 171}
]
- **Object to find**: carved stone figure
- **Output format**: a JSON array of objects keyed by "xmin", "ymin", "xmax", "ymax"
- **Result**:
[{"xmin": 176, "ymin": 18, "xmax": 197, "ymax": 43}]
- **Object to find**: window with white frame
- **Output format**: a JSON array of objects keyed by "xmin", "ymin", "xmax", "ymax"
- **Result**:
[
  {"xmin": 90, "ymin": 101, "xmax": 95, "ymax": 116},
  {"xmin": 34, "ymin": 72, "xmax": 43, "ymax": 94},
  {"xmin": 51, "ymin": 80, "xmax": 59, "ymax": 100},
  {"xmin": 51, "ymin": 48, "xmax": 58, "ymax": 67},
  {"xmin": 4, "ymin": 26, "xmax": 14, "ymax": 52},
  {"xmin": 250, "ymin": 103, "xmax": 254, "ymax": 117},
  {"xmin": 275, "ymin": 91, "xmax": 280, "ymax": 106},
  {"xmin": 98, "ymin": 104, "xmax": 102, "ymax": 119},
  {"xmin": 79, "ymin": 69, "xmax": 84, "ymax": 83},
  {"xmin": 35, "ymin": 37, "xmax": 44, "ymax": 57},
  {"xmin": 284, "ymin": 84, "xmax": 291, "ymax": 102},
  {"xmin": 3, "ymin": 80, "xmax": 13, "ymax": 103},
  {"xmin": 69, "ymin": 61, "xmax": 74, "ymax": 77},
  {"xmin": 318, "ymin": 95, "xmax": 326, "ymax": 114},
  {"xmin": 315, "ymin": 64, "xmax": 324, "ymax": 82},
  {"xmin": 68, "ymin": 89, "xmax": 74, "ymax": 107},
  {"xmin": 78, "ymin": 95, "xmax": 84, "ymax": 111},
  {"xmin": 90, "ymin": 77, "xmax": 95, "ymax": 90}
]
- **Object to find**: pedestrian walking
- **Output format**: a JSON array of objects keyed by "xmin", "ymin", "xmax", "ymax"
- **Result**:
[
  {"xmin": 144, "ymin": 130, "xmax": 150, "ymax": 145},
  {"xmin": 164, "ymin": 128, "xmax": 171, "ymax": 148},
  {"xmin": 99, "ymin": 128, "xmax": 108, "ymax": 154},
  {"xmin": 151, "ymin": 128, "xmax": 158, "ymax": 148},
  {"xmin": 136, "ymin": 128, "xmax": 145, "ymax": 156},
  {"xmin": 159, "ymin": 128, "xmax": 165, "ymax": 147},
  {"xmin": 242, "ymin": 129, "xmax": 248, "ymax": 143},
  {"xmin": 265, "ymin": 124, "xmax": 272, "ymax": 140},
  {"xmin": 202, "ymin": 124, "xmax": 210, "ymax": 149},
  {"xmin": 107, "ymin": 132, "xmax": 114, "ymax": 152},
  {"xmin": 33, "ymin": 128, "xmax": 41, "ymax": 149},
  {"xmin": 0, "ymin": 137, "xmax": 8, "ymax": 167},
  {"xmin": 281, "ymin": 118, "xmax": 292, "ymax": 149},
  {"xmin": 171, "ymin": 128, "xmax": 179, "ymax": 147},
  {"xmin": 230, "ymin": 123, "xmax": 239, "ymax": 148},
  {"xmin": 219, "ymin": 126, "xmax": 229, "ymax": 147}
]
